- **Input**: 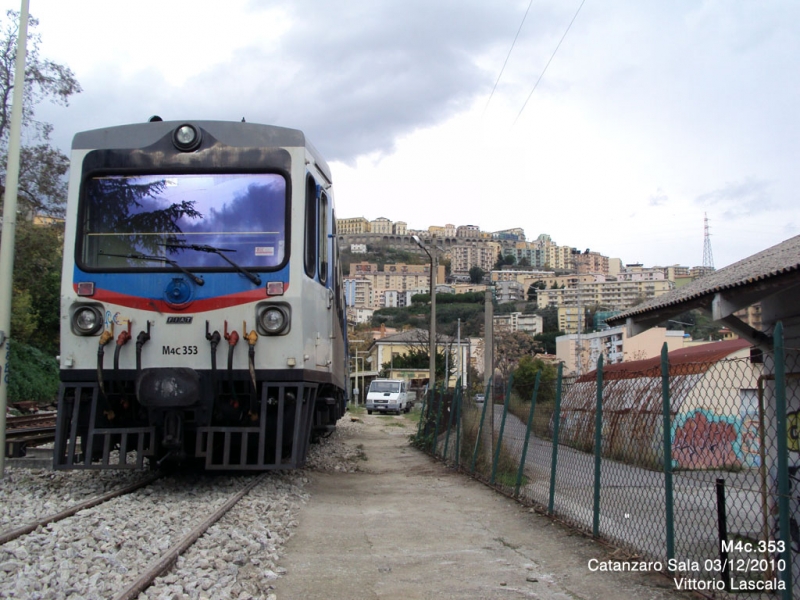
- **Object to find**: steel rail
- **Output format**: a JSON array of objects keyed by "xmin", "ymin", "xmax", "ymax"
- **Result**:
[
  {"xmin": 114, "ymin": 473, "xmax": 267, "ymax": 600},
  {"xmin": 0, "ymin": 473, "xmax": 161, "ymax": 545}
]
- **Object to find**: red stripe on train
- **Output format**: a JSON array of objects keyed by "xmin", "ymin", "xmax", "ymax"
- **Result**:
[{"xmin": 73, "ymin": 286, "xmax": 288, "ymax": 313}]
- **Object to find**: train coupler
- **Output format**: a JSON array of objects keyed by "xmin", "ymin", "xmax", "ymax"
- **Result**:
[{"xmin": 163, "ymin": 410, "xmax": 184, "ymax": 448}]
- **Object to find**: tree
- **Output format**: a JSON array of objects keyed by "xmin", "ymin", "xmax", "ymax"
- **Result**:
[
  {"xmin": 533, "ymin": 331, "xmax": 562, "ymax": 354},
  {"xmin": 468, "ymin": 265, "xmax": 485, "ymax": 284},
  {"xmin": 383, "ymin": 330, "xmax": 454, "ymax": 379},
  {"xmin": 526, "ymin": 280, "xmax": 546, "ymax": 302},
  {"xmin": 493, "ymin": 330, "xmax": 539, "ymax": 383},
  {"xmin": 535, "ymin": 305, "xmax": 559, "ymax": 332},
  {"xmin": 0, "ymin": 10, "xmax": 81, "ymax": 217},
  {"xmin": 12, "ymin": 219, "xmax": 62, "ymax": 354},
  {"xmin": 439, "ymin": 256, "xmax": 451, "ymax": 277},
  {"xmin": 0, "ymin": 10, "xmax": 80, "ymax": 374},
  {"xmin": 518, "ymin": 256, "xmax": 531, "ymax": 267},
  {"xmin": 512, "ymin": 355, "xmax": 558, "ymax": 403},
  {"xmin": 493, "ymin": 248, "xmax": 504, "ymax": 270}
]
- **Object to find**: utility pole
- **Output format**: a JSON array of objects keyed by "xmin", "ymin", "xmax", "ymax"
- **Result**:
[
  {"xmin": 484, "ymin": 288, "xmax": 493, "ymax": 390},
  {"xmin": 412, "ymin": 235, "xmax": 437, "ymax": 397},
  {"xmin": 0, "ymin": 0, "xmax": 30, "ymax": 477}
]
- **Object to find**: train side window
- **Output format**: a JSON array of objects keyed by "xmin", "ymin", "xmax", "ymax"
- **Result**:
[
  {"xmin": 304, "ymin": 175, "xmax": 317, "ymax": 278},
  {"xmin": 318, "ymin": 191, "xmax": 328, "ymax": 285}
]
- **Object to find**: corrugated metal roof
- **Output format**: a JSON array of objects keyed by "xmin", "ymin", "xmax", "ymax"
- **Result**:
[{"xmin": 607, "ymin": 234, "xmax": 800, "ymax": 325}]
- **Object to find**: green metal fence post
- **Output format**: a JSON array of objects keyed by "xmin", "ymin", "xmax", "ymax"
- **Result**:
[
  {"xmin": 491, "ymin": 373, "xmax": 514, "ymax": 485},
  {"xmin": 548, "ymin": 362, "xmax": 564, "ymax": 515},
  {"xmin": 415, "ymin": 388, "xmax": 426, "ymax": 440},
  {"xmin": 774, "ymin": 322, "xmax": 793, "ymax": 599},
  {"xmin": 592, "ymin": 355, "xmax": 604, "ymax": 538},
  {"xmin": 471, "ymin": 376, "xmax": 492, "ymax": 474},
  {"xmin": 443, "ymin": 378, "xmax": 461, "ymax": 461},
  {"xmin": 515, "ymin": 372, "xmax": 541, "ymax": 497},
  {"xmin": 661, "ymin": 342, "xmax": 675, "ymax": 564},
  {"xmin": 416, "ymin": 386, "xmax": 431, "ymax": 442},
  {"xmin": 432, "ymin": 383, "xmax": 445, "ymax": 456}
]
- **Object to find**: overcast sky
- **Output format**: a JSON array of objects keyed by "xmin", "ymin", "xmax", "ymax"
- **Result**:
[{"xmin": 5, "ymin": 0, "xmax": 798, "ymax": 269}]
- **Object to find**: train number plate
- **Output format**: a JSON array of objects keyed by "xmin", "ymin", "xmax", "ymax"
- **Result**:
[{"xmin": 162, "ymin": 345, "xmax": 199, "ymax": 355}]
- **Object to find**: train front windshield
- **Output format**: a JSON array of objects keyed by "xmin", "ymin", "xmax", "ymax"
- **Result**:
[{"xmin": 79, "ymin": 173, "xmax": 287, "ymax": 270}]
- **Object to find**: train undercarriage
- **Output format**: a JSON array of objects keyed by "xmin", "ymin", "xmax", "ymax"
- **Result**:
[{"xmin": 54, "ymin": 370, "xmax": 346, "ymax": 470}]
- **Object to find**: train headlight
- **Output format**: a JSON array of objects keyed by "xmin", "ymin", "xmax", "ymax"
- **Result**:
[
  {"xmin": 172, "ymin": 123, "xmax": 202, "ymax": 151},
  {"xmin": 256, "ymin": 304, "xmax": 290, "ymax": 336},
  {"xmin": 71, "ymin": 305, "xmax": 104, "ymax": 336}
]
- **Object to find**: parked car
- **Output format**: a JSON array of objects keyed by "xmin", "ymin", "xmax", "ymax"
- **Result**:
[{"xmin": 474, "ymin": 393, "xmax": 485, "ymax": 404}]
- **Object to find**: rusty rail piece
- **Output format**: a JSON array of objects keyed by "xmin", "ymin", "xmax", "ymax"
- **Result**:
[
  {"xmin": 0, "ymin": 473, "xmax": 162, "ymax": 546},
  {"xmin": 6, "ymin": 413, "xmax": 57, "ymax": 429},
  {"xmin": 114, "ymin": 473, "xmax": 267, "ymax": 600}
]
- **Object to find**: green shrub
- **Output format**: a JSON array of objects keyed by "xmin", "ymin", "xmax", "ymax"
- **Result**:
[{"xmin": 7, "ymin": 340, "xmax": 59, "ymax": 403}]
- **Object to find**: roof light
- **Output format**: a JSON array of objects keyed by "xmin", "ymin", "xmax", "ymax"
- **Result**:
[{"xmin": 173, "ymin": 124, "xmax": 202, "ymax": 151}]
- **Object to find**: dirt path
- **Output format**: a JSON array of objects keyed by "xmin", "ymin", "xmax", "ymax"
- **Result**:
[{"xmin": 275, "ymin": 413, "xmax": 690, "ymax": 599}]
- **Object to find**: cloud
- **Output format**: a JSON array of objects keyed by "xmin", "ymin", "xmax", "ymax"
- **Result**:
[
  {"xmin": 648, "ymin": 188, "xmax": 668, "ymax": 206},
  {"xmin": 694, "ymin": 177, "xmax": 773, "ymax": 218},
  {"xmin": 35, "ymin": 0, "xmax": 574, "ymax": 164}
]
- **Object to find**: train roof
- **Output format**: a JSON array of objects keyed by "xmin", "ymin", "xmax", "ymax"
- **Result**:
[{"xmin": 71, "ymin": 120, "xmax": 332, "ymax": 182}]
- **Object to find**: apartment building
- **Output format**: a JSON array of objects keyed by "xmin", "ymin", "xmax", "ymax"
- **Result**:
[
  {"xmin": 370, "ymin": 217, "xmax": 393, "ymax": 234},
  {"xmin": 451, "ymin": 241, "xmax": 501, "ymax": 274},
  {"xmin": 616, "ymin": 264, "xmax": 667, "ymax": 281},
  {"xmin": 494, "ymin": 312, "xmax": 543, "ymax": 336},
  {"xmin": 573, "ymin": 250, "xmax": 610, "ymax": 275},
  {"xmin": 346, "ymin": 306, "xmax": 375, "ymax": 325},
  {"xmin": 344, "ymin": 278, "xmax": 373, "ymax": 308},
  {"xmin": 456, "ymin": 225, "xmax": 481, "ymax": 239},
  {"xmin": 345, "ymin": 262, "xmax": 445, "ymax": 309},
  {"xmin": 547, "ymin": 244, "xmax": 574, "ymax": 271},
  {"xmin": 337, "ymin": 217, "xmax": 370, "ymax": 234},
  {"xmin": 492, "ymin": 269, "xmax": 558, "ymax": 283},
  {"xmin": 537, "ymin": 278, "xmax": 674, "ymax": 312},
  {"xmin": 495, "ymin": 280, "xmax": 526, "ymax": 303},
  {"xmin": 556, "ymin": 326, "xmax": 686, "ymax": 375}
]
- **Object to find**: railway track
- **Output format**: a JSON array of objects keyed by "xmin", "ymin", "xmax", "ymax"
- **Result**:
[
  {"xmin": 0, "ymin": 471, "xmax": 286, "ymax": 598},
  {"xmin": 5, "ymin": 413, "xmax": 57, "ymax": 458}
]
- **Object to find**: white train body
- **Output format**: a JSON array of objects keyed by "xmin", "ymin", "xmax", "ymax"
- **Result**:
[{"xmin": 55, "ymin": 120, "xmax": 348, "ymax": 470}]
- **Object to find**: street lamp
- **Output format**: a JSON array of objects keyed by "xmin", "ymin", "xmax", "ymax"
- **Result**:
[{"xmin": 412, "ymin": 235, "xmax": 436, "ymax": 396}]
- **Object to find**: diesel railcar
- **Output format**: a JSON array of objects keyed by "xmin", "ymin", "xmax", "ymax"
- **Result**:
[{"xmin": 55, "ymin": 119, "xmax": 348, "ymax": 470}]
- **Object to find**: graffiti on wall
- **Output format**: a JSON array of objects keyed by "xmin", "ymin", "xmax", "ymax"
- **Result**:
[
  {"xmin": 672, "ymin": 410, "xmax": 740, "ymax": 469},
  {"xmin": 672, "ymin": 408, "xmax": 762, "ymax": 469}
]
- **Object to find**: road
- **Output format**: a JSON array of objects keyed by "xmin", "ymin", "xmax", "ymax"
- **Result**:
[{"xmin": 274, "ymin": 412, "xmax": 691, "ymax": 600}]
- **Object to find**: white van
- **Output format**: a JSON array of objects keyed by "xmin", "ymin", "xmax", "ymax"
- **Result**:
[{"xmin": 366, "ymin": 379, "xmax": 410, "ymax": 415}]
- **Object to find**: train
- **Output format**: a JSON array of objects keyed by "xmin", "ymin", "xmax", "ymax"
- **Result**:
[{"xmin": 54, "ymin": 118, "xmax": 349, "ymax": 470}]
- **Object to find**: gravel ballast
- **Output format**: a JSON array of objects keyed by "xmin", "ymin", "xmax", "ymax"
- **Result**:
[{"xmin": 0, "ymin": 418, "xmax": 364, "ymax": 599}]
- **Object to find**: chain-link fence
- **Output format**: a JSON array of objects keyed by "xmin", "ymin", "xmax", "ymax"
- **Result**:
[{"xmin": 413, "ymin": 323, "xmax": 799, "ymax": 599}]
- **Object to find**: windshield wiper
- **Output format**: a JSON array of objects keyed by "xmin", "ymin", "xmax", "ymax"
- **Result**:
[
  {"xmin": 99, "ymin": 251, "xmax": 205, "ymax": 286},
  {"xmin": 163, "ymin": 243, "xmax": 262, "ymax": 285}
]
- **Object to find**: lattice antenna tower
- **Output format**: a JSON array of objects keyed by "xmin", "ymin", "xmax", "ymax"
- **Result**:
[{"xmin": 702, "ymin": 213, "xmax": 714, "ymax": 269}]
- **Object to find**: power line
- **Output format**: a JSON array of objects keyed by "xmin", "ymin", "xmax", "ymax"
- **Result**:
[
  {"xmin": 513, "ymin": 0, "xmax": 587, "ymax": 126},
  {"xmin": 483, "ymin": 0, "xmax": 534, "ymax": 116}
]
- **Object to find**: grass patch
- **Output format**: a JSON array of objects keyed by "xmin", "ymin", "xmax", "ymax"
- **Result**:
[
  {"xmin": 403, "ymin": 407, "xmax": 422, "ymax": 424},
  {"xmin": 348, "ymin": 404, "xmax": 366, "ymax": 416}
]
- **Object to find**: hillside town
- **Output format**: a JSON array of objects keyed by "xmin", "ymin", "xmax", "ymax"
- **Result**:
[{"xmin": 338, "ymin": 216, "xmax": 762, "ymax": 383}]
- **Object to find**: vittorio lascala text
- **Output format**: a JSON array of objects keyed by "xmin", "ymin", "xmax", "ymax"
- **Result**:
[{"xmin": 586, "ymin": 558, "xmax": 786, "ymax": 592}]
